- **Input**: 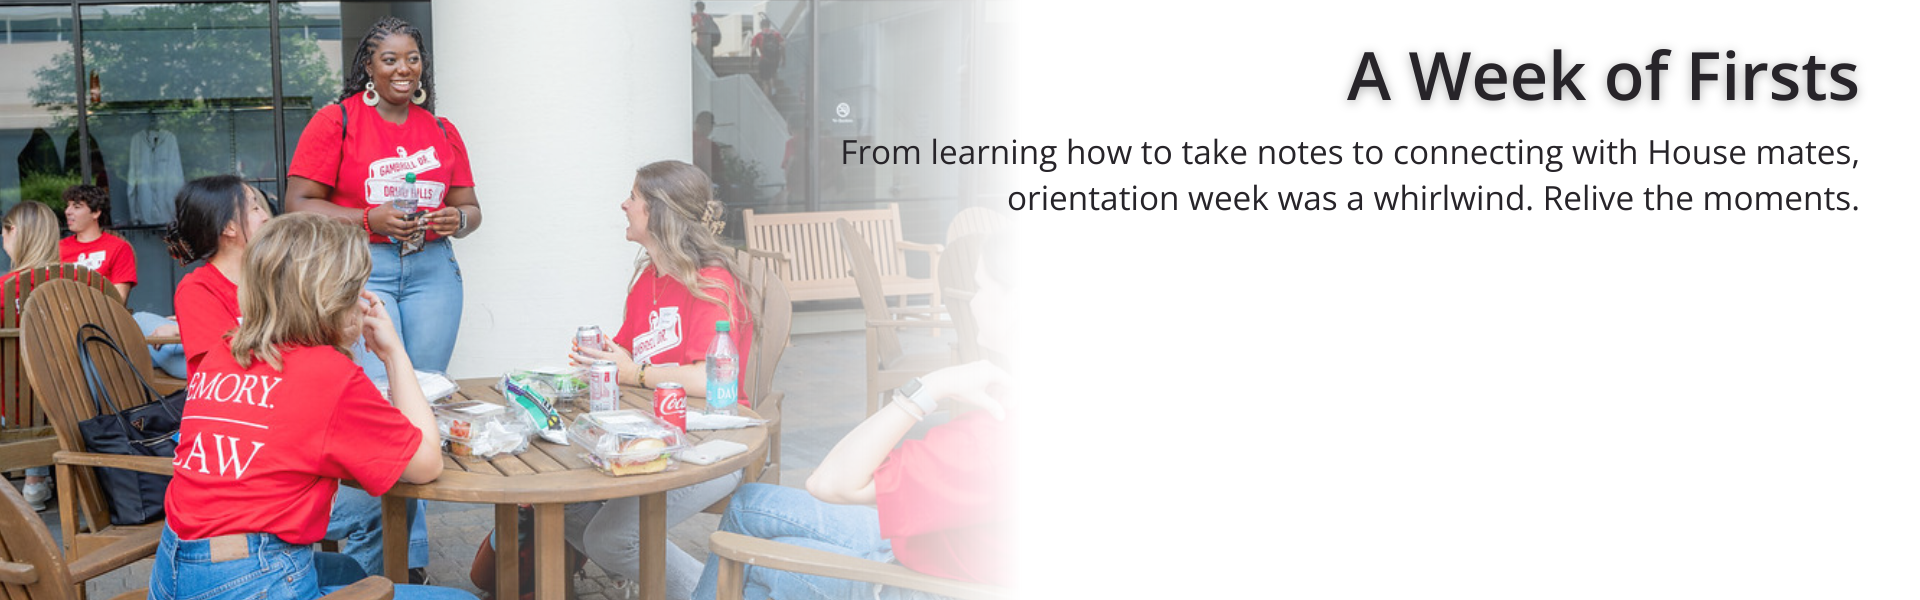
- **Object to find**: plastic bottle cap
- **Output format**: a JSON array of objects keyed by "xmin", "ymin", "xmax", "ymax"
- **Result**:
[
  {"xmin": 715, "ymin": 320, "xmax": 731, "ymax": 332},
  {"xmin": 404, "ymin": 172, "xmax": 416, "ymax": 183}
]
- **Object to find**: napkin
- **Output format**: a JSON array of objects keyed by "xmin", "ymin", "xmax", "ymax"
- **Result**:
[
  {"xmin": 686, "ymin": 412, "xmax": 768, "ymax": 431},
  {"xmin": 378, "ymin": 371, "xmax": 461, "ymax": 403}
]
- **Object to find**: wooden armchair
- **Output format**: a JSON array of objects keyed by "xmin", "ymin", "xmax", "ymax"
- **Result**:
[
  {"xmin": 936, "ymin": 235, "xmax": 989, "ymax": 363},
  {"xmin": 2, "ymin": 475, "xmax": 395, "ymax": 600},
  {"xmin": 2, "ymin": 266, "xmax": 119, "ymax": 474},
  {"xmin": 708, "ymin": 531, "xmax": 1010, "ymax": 600},
  {"xmin": 18, "ymin": 280, "xmax": 171, "ymax": 561},
  {"xmin": 835, "ymin": 219, "xmax": 954, "ymax": 415},
  {"xmin": 704, "ymin": 249, "xmax": 795, "ymax": 515}
]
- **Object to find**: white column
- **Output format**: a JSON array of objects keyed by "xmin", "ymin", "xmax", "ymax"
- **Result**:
[{"xmin": 431, "ymin": 1, "xmax": 691, "ymax": 378}]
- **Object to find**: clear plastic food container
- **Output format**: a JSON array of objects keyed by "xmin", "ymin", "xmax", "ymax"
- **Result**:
[
  {"xmin": 433, "ymin": 401, "xmax": 532, "ymax": 459},
  {"xmin": 566, "ymin": 410, "xmax": 687, "ymax": 476}
]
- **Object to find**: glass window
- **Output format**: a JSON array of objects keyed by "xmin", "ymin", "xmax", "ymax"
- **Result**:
[
  {"xmin": 0, "ymin": 5, "xmax": 79, "ymax": 275},
  {"xmin": 693, "ymin": 0, "xmax": 811, "ymax": 238}
]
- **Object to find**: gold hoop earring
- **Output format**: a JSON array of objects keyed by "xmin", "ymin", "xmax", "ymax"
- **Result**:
[
  {"xmin": 411, "ymin": 87, "xmax": 427, "ymax": 106},
  {"xmin": 361, "ymin": 81, "xmax": 378, "ymax": 106}
]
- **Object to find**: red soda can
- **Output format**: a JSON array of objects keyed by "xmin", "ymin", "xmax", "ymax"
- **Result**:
[
  {"xmin": 576, "ymin": 326, "xmax": 604, "ymax": 353},
  {"xmin": 654, "ymin": 383, "xmax": 687, "ymax": 432},
  {"xmin": 588, "ymin": 360, "xmax": 620, "ymax": 412}
]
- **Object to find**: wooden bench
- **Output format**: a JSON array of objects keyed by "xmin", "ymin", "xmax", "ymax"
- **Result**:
[{"xmin": 740, "ymin": 203, "xmax": 939, "ymax": 305}]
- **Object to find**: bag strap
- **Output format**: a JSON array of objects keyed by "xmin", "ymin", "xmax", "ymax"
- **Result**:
[{"xmin": 75, "ymin": 323, "xmax": 167, "ymax": 419}]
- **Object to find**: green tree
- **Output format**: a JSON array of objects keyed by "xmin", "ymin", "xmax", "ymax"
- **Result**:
[{"xmin": 28, "ymin": 3, "xmax": 339, "ymax": 186}]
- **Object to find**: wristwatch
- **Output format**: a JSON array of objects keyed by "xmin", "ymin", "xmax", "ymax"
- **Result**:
[{"xmin": 892, "ymin": 378, "xmax": 938, "ymax": 415}]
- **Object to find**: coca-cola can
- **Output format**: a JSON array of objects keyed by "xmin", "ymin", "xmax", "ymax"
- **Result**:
[
  {"xmin": 654, "ymin": 383, "xmax": 687, "ymax": 432},
  {"xmin": 576, "ymin": 326, "xmax": 604, "ymax": 353},
  {"xmin": 588, "ymin": 360, "xmax": 620, "ymax": 412}
]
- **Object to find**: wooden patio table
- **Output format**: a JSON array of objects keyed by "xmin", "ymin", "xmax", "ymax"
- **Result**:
[{"xmin": 373, "ymin": 378, "xmax": 767, "ymax": 600}]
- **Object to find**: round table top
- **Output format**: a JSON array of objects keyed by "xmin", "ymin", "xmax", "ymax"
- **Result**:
[{"xmin": 383, "ymin": 378, "xmax": 768, "ymax": 504}]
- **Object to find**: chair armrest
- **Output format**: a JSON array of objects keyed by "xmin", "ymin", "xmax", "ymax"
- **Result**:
[
  {"xmin": 709, "ymin": 532, "xmax": 1009, "ymax": 600},
  {"xmin": 68, "ymin": 526, "xmax": 161, "ymax": 581},
  {"xmin": 886, "ymin": 306, "xmax": 945, "ymax": 318},
  {"xmin": 0, "ymin": 327, "xmax": 17, "ymax": 339},
  {"xmin": 318, "ymin": 576, "xmax": 395, "ymax": 600},
  {"xmin": 55, "ymin": 451, "xmax": 175, "ymax": 476},
  {"xmin": 894, "ymin": 240, "xmax": 943, "ymax": 256},
  {"xmin": 143, "ymin": 334, "xmax": 181, "ymax": 346},
  {"xmin": 0, "ymin": 562, "xmax": 35, "ymax": 585}
]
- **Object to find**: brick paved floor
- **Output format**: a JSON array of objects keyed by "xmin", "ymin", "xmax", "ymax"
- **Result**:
[{"xmin": 20, "ymin": 328, "xmax": 954, "ymax": 600}]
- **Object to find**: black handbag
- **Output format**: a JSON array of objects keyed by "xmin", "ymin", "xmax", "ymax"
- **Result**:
[{"xmin": 73, "ymin": 323, "xmax": 185, "ymax": 526}]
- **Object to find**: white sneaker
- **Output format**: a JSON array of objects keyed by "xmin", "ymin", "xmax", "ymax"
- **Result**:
[{"xmin": 21, "ymin": 481, "xmax": 51, "ymax": 512}]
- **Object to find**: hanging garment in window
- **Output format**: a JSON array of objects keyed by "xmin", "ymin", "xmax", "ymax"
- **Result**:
[{"xmin": 127, "ymin": 128, "xmax": 183, "ymax": 225}]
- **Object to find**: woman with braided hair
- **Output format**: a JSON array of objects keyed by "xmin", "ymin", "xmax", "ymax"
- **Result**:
[
  {"xmin": 285, "ymin": 16, "xmax": 477, "ymax": 582},
  {"xmin": 559, "ymin": 160, "xmax": 757, "ymax": 600}
]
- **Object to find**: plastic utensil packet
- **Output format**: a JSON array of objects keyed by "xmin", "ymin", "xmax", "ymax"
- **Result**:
[{"xmin": 500, "ymin": 374, "xmax": 568, "ymax": 445}]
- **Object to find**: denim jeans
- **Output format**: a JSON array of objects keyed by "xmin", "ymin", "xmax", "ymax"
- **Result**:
[
  {"xmin": 565, "ymin": 470, "xmax": 741, "ymax": 600},
  {"xmin": 149, "ymin": 525, "xmax": 475, "ymax": 600},
  {"xmin": 357, "ymin": 238, "xmax": 464, "ymax": 380},
  {"xmin": 327, "ymin": 486, "xmax": 394, "ymax": 575},
  {"xmin": 691, "ymin": 484, "xmax": 947, "ymax": 600},
  {"xmin": 354, "ymin": 238, "xmax": 461, "ymax": 569},
  {"xmin": 133, "ymin": 311, "xmax": 187, "ymax": 379}
]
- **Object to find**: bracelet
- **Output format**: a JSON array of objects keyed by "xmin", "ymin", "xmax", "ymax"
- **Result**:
[
  {"xmin": 892, "ymin": 397, "xmax": 927, "ymax": 421},
  {"xmin": 361, "ymin": 206, "xmax": 375, "ymax": 235},
  {"xmin": 635, "ymin": 363, "xmax": 650, "ymax": 389}
]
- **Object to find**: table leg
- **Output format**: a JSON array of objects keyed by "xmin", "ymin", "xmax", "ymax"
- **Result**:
[
  {"xmin": 638, "ymin": 493, "xmax": 667, "ymax": 600},
  {"xmin": 496, "ymin": 504, "xmax": 520, "ymax": 600},
  {"xmin": 535, "ymin": 503, "xmax": 565, "ymax": 600},
  {"xmin": 382, "ymin": 495, "xmax": 408, "ymax": 584}
]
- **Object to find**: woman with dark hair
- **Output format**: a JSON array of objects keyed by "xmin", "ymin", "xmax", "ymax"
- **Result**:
[
  {"xmin": 163, "ymin": 176, "xmax": 384, "ymax": 580},
  {"xmin": 562, "ymin": 160, "xmax": 757, "ymax": 599},
  {"xmin": 286, "ymin": 15, "xmax": 481, "ymax": 381},
  {"xmin": 285, "ymin": 17, "xmax": 478, "ymax": 579}
]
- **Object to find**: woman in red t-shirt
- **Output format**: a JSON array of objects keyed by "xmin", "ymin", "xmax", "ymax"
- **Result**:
[
  {"xmin": 4, "ymin": 200, "xmax": 66, "ymax": 508},
  {"xmin": 149, "ymin": 213, "xmax": 467, "ymax": 600},
  {"xmin": 285, "ymin": 16, "xmax": 481, "ymax": 383},
  {"xmin": 562, "ymin": 160, "xmax": 758, "ymax": 597},
  {"xmin": 692, "ymin": 235, "xmax": 1019, "ymax": 600},
  {"xmin": 0, "ymin": 201, "xmax": 62, "ymax": 290},
  {"xmin": 163, "ymin": 175, "xmax": 271, "ymax": 377}
]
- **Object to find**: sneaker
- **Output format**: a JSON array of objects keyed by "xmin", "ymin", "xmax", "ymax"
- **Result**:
[
  {"xmin": 408, "ymin": 567, "xmax": 433, "ymax": 585},
  {"xmin": 21, "ymin": 480, "xmax": 51, "ymax": 512}
]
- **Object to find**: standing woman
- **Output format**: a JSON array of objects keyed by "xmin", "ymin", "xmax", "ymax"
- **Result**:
[
  {"xmin": 565, "ymin": 160, "xmax": 757, "ymax": 599},
  {"xmin": 286, "ymin": 16, "xmax": 481, "ymax": 381},
  {"xmin": 285, "ymin": 16, "xmax": 478, "ymax": 580}
]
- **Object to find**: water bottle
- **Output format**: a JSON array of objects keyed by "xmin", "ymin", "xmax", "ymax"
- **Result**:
[
  {"xmin": 705, "ymin": 320, "xmax": 739, "ymax": 415},
  {"xmin": 393, "ymin": 172, "xmax": 419, "ymax": 215},
  {"xmin": 392, "ymin": 172, "xmax": 424, "ymax": 253}
]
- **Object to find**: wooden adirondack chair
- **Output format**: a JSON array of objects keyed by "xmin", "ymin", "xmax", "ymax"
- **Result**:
[
  {"xmin": 1, "ymin": 266, "xmax": 120, "ymax": 475},
  {"xmin": 18, "ymin": 280, "xmax": 173, "ymax": 562},
  {"xmin": 936, "ymin": 235, "xmax": 988, "ymax": 363},
  {"xmin": 704, "ymin": 249, "xmax": 794, "ymax": 515},
  {"xmin": 708, "ymin": 531, "xmax": 1010, "ymax": 600},
  {"xmin": 835, "ymin": 219, "xmax": 954, "ymax": 416},
  {"xmin": 2, "ymin": 478, "xmax": 396, "ymax": 600}
]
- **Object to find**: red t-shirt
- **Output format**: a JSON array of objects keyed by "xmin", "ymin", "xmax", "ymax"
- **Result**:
[
  {"xmin": 59, "ymin": 233, "xmax": 137, "ymax": 286},
  {"xmin": 287, "ymin": 101, "xmax": 475, "ymax": 243},
  {"xmin": 173, "ymin": 264, "xmax": 240, "ymax": 376},
  {"xmin": 164, "ymin": 342, "xmax": 421, "ymax": 544},
  {"xmin": 615, "ymin": 265, "xmax": 753, "ymax": 406},
  {"xmin": 874, "ymin": 410, "xmax": 1015, "ymax": 585}
]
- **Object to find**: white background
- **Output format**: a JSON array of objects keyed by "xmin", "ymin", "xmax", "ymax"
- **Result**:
[{"xmin": 1009, "ymin": 1, "xmax": 1918, "ymax": 597}]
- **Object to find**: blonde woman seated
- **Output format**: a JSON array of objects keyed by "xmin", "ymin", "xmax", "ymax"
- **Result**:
[{"xmin": 566, "ymin": 160, "xmax": 757, "ymax": 599}]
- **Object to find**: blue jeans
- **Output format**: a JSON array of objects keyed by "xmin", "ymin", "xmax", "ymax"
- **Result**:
[
  {"xmin": 357, "ymin": 238, "xmax": 464, "ymax": 380},
  {"xmin": 692, "ymin": 484, "xmax": 944, "ymax": 600},
  {"xmin": 149, "ymin": 525, "xmax": 474, "ymax": 600},
  {"xmin": 354, "ymin": 238, "xmax": 461, "ymax": 569},
  {"xmin": 133, "ymin": 311, "xmax": 187, "ymax": 381},
  {"xmin": 328, "ymin": 486, "xmax": 405, "ymax": 575}
]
